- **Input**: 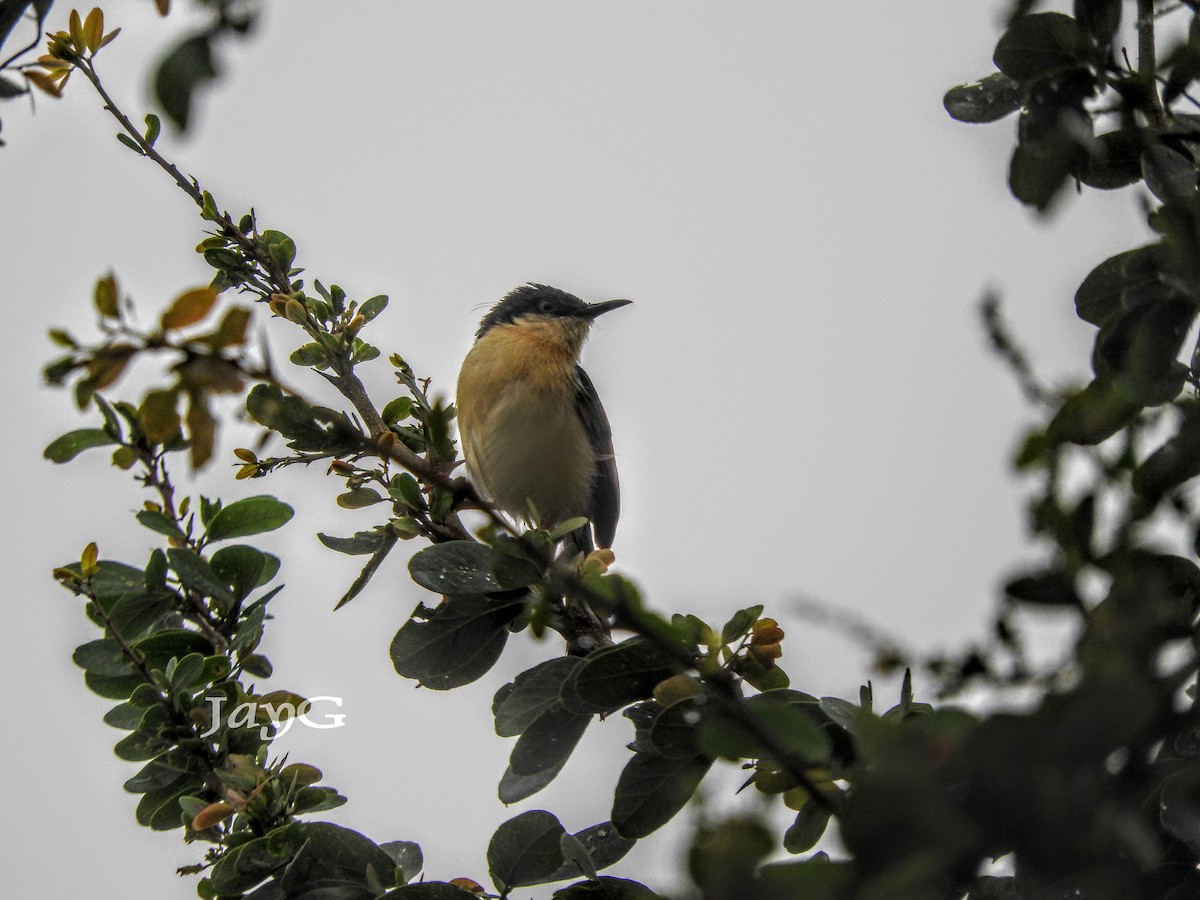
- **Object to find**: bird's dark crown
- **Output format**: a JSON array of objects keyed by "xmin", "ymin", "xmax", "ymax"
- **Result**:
[{"xmin": 476, "ymin": 284, "xmax": 589, "ymax": 338}]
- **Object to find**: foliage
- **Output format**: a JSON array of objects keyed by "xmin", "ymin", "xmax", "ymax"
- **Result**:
[{"xmin": 22, "ymin": 0, "xmax": 1200, "ymax": 898}]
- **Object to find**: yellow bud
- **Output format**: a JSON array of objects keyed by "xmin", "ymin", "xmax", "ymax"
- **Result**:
[
  {"xmin": 343, "ymin": 312, "xmax": 366, "ymax": 339},
  {"xmin": 284, "ymin": 299, "xmax": 308, "ymax": 324}
]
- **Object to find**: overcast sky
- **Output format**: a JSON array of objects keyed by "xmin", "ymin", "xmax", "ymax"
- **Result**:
[{"xmin": 1, "ymin": 1, "xmax": 1151, "ymax": 896}]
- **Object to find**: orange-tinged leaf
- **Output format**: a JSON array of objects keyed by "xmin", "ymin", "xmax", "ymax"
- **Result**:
[
  {"xmin": 161, "ymin": 286, "xmax": 219, "ymax": 331},
  {"xmin": 187, "ymin": 396, "xmax": 216, "ymax": 469},
  {"xmin": 68, "ymin": 10, "xmax": 84, "ymax": 51},
  {"xmin": 191, "ymin": 802, "xmax": 234, "ymax": 831},
  {"xmin": 139, "ymin": 388, "xmax": 181, "ymax": 444},
  {"xmin": 38, "ymin": 54, "xmax": 70, "ymax": 72},
  {"xmin": 98, "ymin": 27, "xmax": 121, "ymax": 49},
  {"xmin": 279, "ymin": 763, "xmax": 322, "ymax": 786},
  {"xmin": 154, "ymin": 0, "xmax": 170, "ymax": 15},
  {"xmin": 448, "ymin": 878, "xmax": 485, "ymax": 894},
  {"xmin": 24, "ymin": 70, "xmax": 63, "ymax": 97},
  {"xmin": 233, "ymin": 448, "xmax": 257, "ymax": 464},
  {"xmin": 81, "ymin": 541, "xmax": 98, "ymax": 572},
  {"xmin": 87, "ymin": 345, "xmax": 134, "ymax": 389},
  {"xmin": 83, "ymin": 8, "xmax": 103, "ymax": 52},
  {"xmin": 94, "ymin": 272, "xmax": 119, "ymax": 317},
  {"xmin": 210, "ymin": 306, "xmax": 251, "ymax": 348}
]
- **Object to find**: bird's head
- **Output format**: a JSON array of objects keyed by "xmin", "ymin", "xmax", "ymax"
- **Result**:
[{"xmin": 476, "ymin": 284, "xmax": 631, "ymax": 341}]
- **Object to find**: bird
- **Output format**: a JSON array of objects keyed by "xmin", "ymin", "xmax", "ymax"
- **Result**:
[{"xmin": 456, "ymin": 283, "xmax": 631, "ymax": 554}]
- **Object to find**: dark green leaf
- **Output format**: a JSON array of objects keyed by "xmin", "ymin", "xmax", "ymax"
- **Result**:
[
  {"xmin": 510, "ymin": 705, "xmax": 591, "ymax": 776},
  {"xmin": 408, "ymin": 541, "xmax": 500, "ymax": 596},
  {"xmin": 332, "ymin": 530, "xmax": 398, "ymax": 610},
  {"xmin": 261, "ymin": 230, "xmax": 297, "ymax": 272},
  {"xmin": 135, "ymin": 768, "xmax": 199, "ymax": 830},
  {"xmin": 993, "ymin": 12, "xmax": 1090, "ymax": 83},
  {"xmin": 697, "ymin": 698, "xmax": 831, "ymax": 765},
  {"xmin": 319, "ymin": 528, "xmax": 390, "ymax": 556},
  {"xmin": 205, "ymin": 495, "xmax": 294, "ymax": 541},
  {"xmin": 390, "ymin": 594, "xmax": 525, "ymax": 690},
  {"xmin": 1073, "ymin": 129, "xmax": 1145, "ymax": 191},
  {"xmin": 488, "ymin": 810, "xmax": 567, "ymax": 892},
  {"xmin": 104, "ymin": 701, "xmax": 146, "ymax": 730},
  {"xmin": 115, "ymin": 728, "xmax": 170, "ymax": 762},
  {"xmin": 649, "ymin": 700, "xmax": 702, "ymax": 759},
  {"xmin": 1047, "ymin": 378, "xmax": 1139, "ymax": 445},
  {"xmin": 567, "ymin": 637, "xmax": 681, "ymax": 715},
  {"xmin": 611, "ymin": 752, "xmax": 711, "ymax": 839},
  {"xmin": 108, "ymin": 590, "xmax": 175, "ymax": 639},
  {"xmin": 135, "ymin": 629, "xmax": 215, "ymax": 669},
  {"xmin": 44, "ymin": 428, "xmax": 116, "ymax": 463},
  {"xmin": 209, "ymin": 836, "xmax": 291, "ymax": 893},
  {"xmin": 1075, "ymin": 245, "xmax": 1161, "ymax": 327},
  {"xmin": 494, "ymin": 658, "xmax": 583, "ymax": 737},
  {"xmin": 542, "ymin": 823, "xmax": 637, "ymax": 885},
  {"xmin": 167, "ymin": 549, "xmax": 237, "ymax": 610},
  {"xmin": 116, "ymin": 133, "xmax": 145, "ymax": 155},
  {"xmin": 246, "ymin": 384, "xmax": 360, "ymax": 454},
  {"xmin": 784, "ymin": 804, "xmax": 831, "ymax": 854},
  {"xmin": 1133, "ymin": 407, "xmax": 1200, "ymax": 503},
  {"xmin": 943, "ymin": 72, "xmax": 1024, "ymax": 123},
  {"xmin": 210, "ymin": 545, "xmax": 270, "ymax": 600},
  {"xmin": 74, "ymin": 638, "xmax": 135, "ymax": 677},
  {"xmin": 500, "ymin": 760, "xmax": 569, "ymax": 804},
  {"xmin": 1143, "ymin": 143, "xmax": 1197, "ymax": 204},
  {"xmin": 1009, "ymin": 142, "xmax": 1074, "ymax": 212},
  {"xmin": 382, "ymin": 397, "xmax": 414, "ymax": 425},
  {"xmin": 1093, "ymin": 296, "xmax": 1194, "ymax": 405},
  {"xmin": 1074, "ymin": 0, "xmax": 1120, "ymax": 43},
  {"xmin": 380, "ymin": 841, "xmax": 423, "ymax": 883},
  {"xmin": 552, "ymin": 877, "xmax": 662, "ymax": 899},
  {"xmin": 136, "ymin": 509, "xmax": 187, "ymax": 540},
  {"xmin": 154, "ymin": 34, "xmax": 218, "ymax": 131},
  {"xmin": 1004, "ymin": 569, "xmax": 1080, "ymax": 606}
]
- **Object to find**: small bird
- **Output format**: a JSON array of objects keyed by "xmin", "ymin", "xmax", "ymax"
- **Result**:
[{"xmin": 456, "ymin": 283, "xmax": 631, "ymax": 553}]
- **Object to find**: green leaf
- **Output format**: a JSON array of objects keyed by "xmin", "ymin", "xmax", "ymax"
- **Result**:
[
  {"xmin": 333, "ymin": 530, "xmax": 399, "ymax": 610},
  {"xmin": 359, "ymin": 294, "xmax": 389, "ymax": 322},
  {"xmin": 337, "ymin": 487, "xmax": 384, "ymax": 509},
  {"xmin": 114, "ymin": 727, "xmax": 170, "ymax": 762},
  {"xmin": 136, "ymin": 509, "xmax": 186, "ymax": 540},
  {"xmin": 500, "ymin": 761, "xmax": 569, "ymax": 805},
  {"xmin": 1074, "ymin": 0, "xmax": 1121, "ymax": 43},
  {"xmin": 567, "ymin": 637, "xmax": 681, "ymax": 715},
  {"xmin": 697, "ymin": 695, "xmax": 831, "ymax": 765},
  {"xmin": 1072, "ymin": 129, "xmax": 1145, "ymax": 191},
  {"xmin": 993, "ymin": 12, "xmax": 1090, "ymax": 83},
  {"xmin": 209, "ymin": 836, "xmax": 291, "ymax": 893},
  {"xmin": 494, "ymin": 657, "xmax": 583, "ymax": 737},
  {"xmin": 784, "ymin": 804, "xmax": 832, "ymax": 854},
  {"xmin": 116, "ymin": 132, "xmax": 145, "ymax": 155},
  {"xmin": 382, "ymin": 396, "xmax": 414, "ymax": 425},
  {"xmin": 649, "ymin": 699, "xmax": 702, "ymax": 759},
  {"xmin": 108, "ymin": 590, "xmax": 175, "ymax": 639},
  {"xmin": 104, "ymin": 702, "xmax": 146, "ymax": 730},
  {"xmin": 1008, "ymin": 142, "xmax": 1074, "ymax": 212},
  {"xmin": 381, "ymin": 841, "xmax": 423, "ymax": 884},
  {"xmin": 1133, "ymin": 406, "xmax": 1200, "ymax": 503},
  {"xmin": 143, "ymin": 112, "xmax": 161, "ymax": 146},
  {"xmin": 74, "ymin": 638, "xmax": 135, "ymax": 677},
  {"xmin": 611, "ymin": 752, "xmax": 712, "ymax": 839},
  {"xmin": 1047, "ymin": 378, "xmax": 1139, "ymax": 445},
  {"xmin": 289, "ymin": 342, "xmax": 327, "ymax": 367},
  {"xmin": 390, "ymin": 594, "xmax": 525, "ymax": 690},
  {"xmin": 154, "ymin": 34, "xmax": 218, "ymax": 131},
  {"xmin": 552, "ymin": 877, "xmax": 662, "ymax": 899},
  {"xmin": 1143, "ymin": 143, "xmax": 1198, "ymax": 204},
  {"xmin": 205, "ymin": 495, "xmax": 294, "ymax": 541},
  {"xmin": 85, "ymin": 670, "xmax": 144, "ymax": 700},
  {"xmin": 167, "ymin": 549, "xmax": 237, "ymax": 610},
  {"xmin": 246, "ymin": 384, "xmax": 361, "ymax": 454},
  {"xmin": 135, "ymin": 768, "xmax": 199, "ymax": 830},
  {"xmin": 1092, "ymin": 295, "xmax": 1194, "ymax": 406},
  {"xmin": 721, "ymin": 604, "xmax": 764, "ymax": 644},
  {"xmin": 210, "ymin": 545, "xmax": 271, "ymax": 600},
  {"xmin": 509, "ymin": 705, "xmax": 591, "ymax": 777},
  {"xmin": 541, "ymin": 823, "xmax": 638, "ymax": 885},
  {"xmin": 319, "ymin": 528, "xmax": 390, "ymax": 556},
  {"xmin": 487, "ymin": 810, "xmax": 567, "ymax": 893},
  {"xmin": 1004, "ymin": 569, "xmax": 1080, "ymax": 606},
  {"xmin": 409, "ymin": 541, "xmax": 501, "ymax": 596},
  {"xmin": 390, "ymin": 473, "xmax": 425, "ymax": 510},
  {"xmin": 261, "ymin": 230, "xmax": 297, "ymax": 271},
  {"xmin": 943, "ymin": 72, "xmax": 1024, "ymax": 124},
  {"xmin": 135, "ymin": 629, "xmax": 215, "ymax": 669},
  {"xmin": 44, "ymin": 428, "xmax": 116, "ymax": 463},
  {"xmin": 1074, "ymin": 245, "xmax": 1161, "ymax": 327}
]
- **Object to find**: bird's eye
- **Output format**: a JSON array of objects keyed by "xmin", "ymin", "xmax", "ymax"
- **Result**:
[{"xmin": 538, "ymin": 299, "xmax": 555, "ymax": 314}]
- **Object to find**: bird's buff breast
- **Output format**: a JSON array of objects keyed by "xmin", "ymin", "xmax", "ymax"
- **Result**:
[{"xmin": 457, "ymin": 328, "xmax": 594, "ymax": 525}]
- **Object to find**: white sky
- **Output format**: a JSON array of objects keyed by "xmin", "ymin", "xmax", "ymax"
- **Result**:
[{"xmin": 1, "ymin": 1, "xmax": 1153, "ymax": 896}]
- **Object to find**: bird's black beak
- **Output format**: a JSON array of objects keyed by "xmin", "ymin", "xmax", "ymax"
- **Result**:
[{"xmin": 579, "ymin": 298, "xmax": 632, "ymax": 320}]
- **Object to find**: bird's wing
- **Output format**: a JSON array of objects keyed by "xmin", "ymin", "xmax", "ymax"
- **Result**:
[{"xmin": 574, "ymin": 365, "xmax": 620, "ymax": 549}]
